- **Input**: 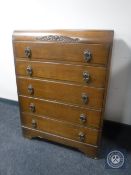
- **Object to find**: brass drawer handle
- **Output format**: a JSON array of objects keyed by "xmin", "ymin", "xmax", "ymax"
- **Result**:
[
  {"xmin": 83, "ymin": 71, "xmax": 90, "ymax": 83},
  {"xmin": 82, "ymin": 93, "xmax": 88, "ymax": 104},
  {"xmin": 29, "ymin": 103, "xmax": 35, "ymax": 113},
  {"xmin": 32, "ymin": 119, "xmax": 37, "ymax": 129},
  {"xmin": 80, "ymin": 114, "xmax": 87, "ymax": 124},
  {"xmin": 28, "ymin": 85, "xmax": 34, "ymax": 95},
  {"xmin": 84, "ymin": 50, "xmax": 92, "ymax": 62},
  {"xmin": 27, "ymin": 66, "xmax": 33, "ymax": 76},
  {"xmin": 78, "ymin": 132, "xmax": 85, "ymax": 142},
  {"xmin": 25, "ymin": 47, "xmax": 31, "ymax": 58}
]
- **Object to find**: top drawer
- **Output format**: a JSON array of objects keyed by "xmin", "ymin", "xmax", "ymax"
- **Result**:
[{"xmin": 14, "ymin": 42, "xmax": 109, "ymax": 65}]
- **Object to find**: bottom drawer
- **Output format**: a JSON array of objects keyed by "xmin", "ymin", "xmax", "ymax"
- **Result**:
[
  {"xmin": 21, "ymin": 113, "xmax": 100, "ymax": 146},
  {"xmin": 22, "ymin": 127, "xmax": 99, "ymax": 158}
]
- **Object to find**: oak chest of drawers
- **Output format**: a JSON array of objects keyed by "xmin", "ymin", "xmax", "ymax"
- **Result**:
[{"xmin": 13, "ymin": 30, "xmax": 114, "ymax": 158}]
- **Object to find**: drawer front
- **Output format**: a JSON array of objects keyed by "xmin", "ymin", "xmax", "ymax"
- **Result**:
[
  {"xmin": 19, "ymin": 96, "xmax": 102, "ymax": 129},
  {"xmin": 17, "ymin": 77, "xmax": 104, "ymax": 109},
  {"xmin": 16, "ymin": 60, "xmax": 106, "ymax": 88},
  {"xmin": 21, "ymin": 113, "xmax": 100, "ymax": 146},
  {"xmin": 14, "ymin": 42, "xmax": 109, "ymax": 65}
]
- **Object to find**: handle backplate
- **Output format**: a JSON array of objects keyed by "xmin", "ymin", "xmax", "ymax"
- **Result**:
[
  {"xmin": 82, "ymin": 93, "xmax": 88, "ymax": 104},
  {"xmin": 32, "ymin": 119, "xmax": 37, "ymax": 129},
  {"xmin": 29, "ymin": 103, "xmax": 35, "ymax": 113},
  {"xmin": 83, "ymin": 71, "xmax": 90, "ymax": 83},
  {"xmin": 78, "ymin": 132, "xmax": 85, "ymax": 142},
  {"xmin": 25, "ymin": 47, "xmax": 31, "ymax": 58},
  {"xmin": 84, "ymin": 50, "xmax": 92, "ymax": 62},
  {"xmin": 80, "ymin": 114, "xmax": 87, "ymax": 124},
  {"xmin": 28, "ymin": 85, "xmax": 34, "ymax": 95},
  {"xmin": 27, "ymin": 66, "xmax": 33, "ymax": 76}
]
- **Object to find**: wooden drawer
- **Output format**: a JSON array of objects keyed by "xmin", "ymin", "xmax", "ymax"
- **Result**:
[
  {"xmin": 17, "ymin": 77, "xmax": 104, "ymax": 109},
  {"xmin": 22, "ymin": 127, "xmax": 99, "ymax": 158},
  {"xmin": 19, "ymin": 96, "xmax": 102, "ymax": 129},
  {"xmin": 21, "ymin": 113, "xmax": 100, "ymax": 146},
  {"xmin": 16, "ymin": 60, "xmax": 106, "ymax": 88},
  {"xmin": 14, "ymin": 42, "xmax": 109, "ymax": 65}
]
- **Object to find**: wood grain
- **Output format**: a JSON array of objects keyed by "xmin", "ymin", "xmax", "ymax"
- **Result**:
[
  {"xmin": 21, "ymin": 113, "xmax": 100, "ymax": 146},
  {"xmin": 13, "ymin": 30, "xmax": 114, "ymax": 157},
  {"xmin": 17, "ymin": 77, "xmax": 104, "ymax": 109},
  {"xmin": 16, "ymin": 60, "xmax": 106, "ymax": 88},
  {"xmin": 13, "ymin": 30, "xmax": 114, "ymax": 44},
  {"xmin": 14, "ymin": 42, "xmax": 109, "ymax": 65},
  {"xmin": 22, "ymin": 127, "xmax": 99, "ymax": 158},
  {"xmin": 19, "ymin": 96, "xmax": 102, "ymax": 129}
]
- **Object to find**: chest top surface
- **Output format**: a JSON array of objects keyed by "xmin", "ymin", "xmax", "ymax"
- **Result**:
[{"xmin": 13, "ymin": 30, "xmax": 114, "ymax": 44}]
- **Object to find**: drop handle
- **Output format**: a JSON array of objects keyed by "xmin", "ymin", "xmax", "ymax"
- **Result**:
[
  {"xmin": 29, "ymin": 103, "xmax": 35, "ymax": 113},
  {"xmin": 78, "ymin": 132, "xmax": 85, "ymax": 142},
  {"xmin": 28, "ymin": 85, "xmax": 34, "ymax": 95},
  {"xmin": 31, "ymin": 119, "xmax": 37, "ymax": 129},
  {"xmin": 82, "ymin": 93, "xmax": 88, "ymax": 104},
  {"xmin": 26, "ymin": 66, "xmax": 33, "ymax": 76},
  {"xmin": 25, "ymin": 47, "xmax": 31, "ymax": 58},
  {"xmin": 83, "ymin": 71, "xmax": 90, "ymax": 83},
  {"xmin": 80, "ymin": 114, "xmax": 87, "ymax": 124},
  {"xmin": 84, "ymin": 50, "xmax": 92, "ymax": 62}
]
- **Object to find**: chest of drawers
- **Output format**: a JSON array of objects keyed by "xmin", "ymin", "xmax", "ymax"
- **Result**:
[{"xmin": 13, "ymin": 30, "xmax": 114, "ymax": 158}]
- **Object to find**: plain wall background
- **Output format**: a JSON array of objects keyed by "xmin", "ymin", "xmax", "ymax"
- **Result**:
[{"xmin": 0, "ymin": 0, "xmax": 131, "ymax": 125}]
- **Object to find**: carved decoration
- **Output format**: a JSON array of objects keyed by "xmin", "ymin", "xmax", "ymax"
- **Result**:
[{"xmin": 35, "ymin": 35, "xmax": 79, "ymax": 42}]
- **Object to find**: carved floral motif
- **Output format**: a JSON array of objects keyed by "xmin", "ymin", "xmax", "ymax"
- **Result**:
[{"xmin": 36, "ymin": 35, "xmax": 79, "ymax": 42}]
